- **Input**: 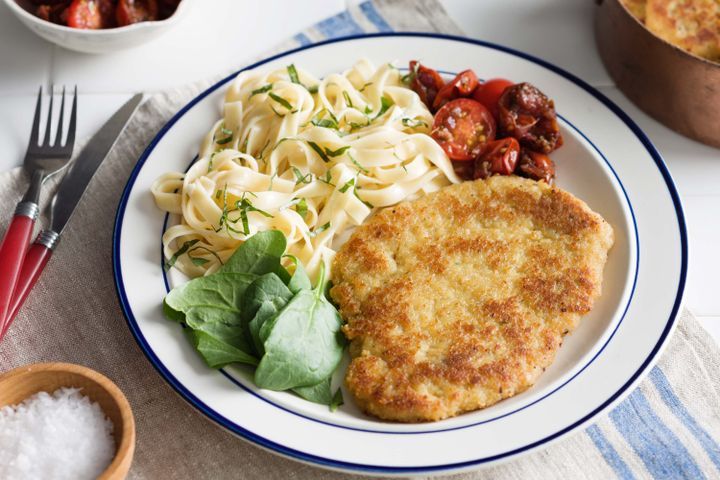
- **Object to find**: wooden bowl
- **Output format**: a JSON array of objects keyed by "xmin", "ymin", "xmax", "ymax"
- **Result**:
[
  {"xmin": 0, "ymin": 362, "xmax": 135, "ymax": 480},
  {"xmin": 595, "ymin": 0, "xmax": 720, "ymax": 148}
]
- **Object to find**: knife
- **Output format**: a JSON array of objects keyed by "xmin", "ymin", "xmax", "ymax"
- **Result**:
[{"xmin": 0, "ymin": 94, "xmax": 143, "ymax": 340}]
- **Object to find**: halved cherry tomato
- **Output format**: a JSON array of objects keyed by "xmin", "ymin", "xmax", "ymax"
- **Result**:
[
  {"xmin": 517, "ymin": 149, "xmax": 555, "ymax": 184},
  {"xmin": 432, "ymin": 69, "xmax": 479, "ymax": 111},
  {"xmin": 472, "ymin": 78, "xmax": 514, "ymax": 120},
  {"xmin": 67, "ymin": 0, "xmax": 102, "ymax": 29},
  {"xmin": 408, "ymin": 61, "xmax": 445, "ymax": 111},
  {"xmin": 431, "ymin": 98, "xmax": 496, "ymax": 161},
  {"xmin": 473, "ymin": 137, "xmax": 520, "ymax": 179},
  {"xmin": 116, "ymin": 0, "xmax": 157, "ymax": 26}
]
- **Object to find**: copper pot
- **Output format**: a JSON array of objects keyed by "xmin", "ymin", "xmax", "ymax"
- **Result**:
[{"xmin": 595, "ymin": 0, "xmax": 720, "ymax": 148}]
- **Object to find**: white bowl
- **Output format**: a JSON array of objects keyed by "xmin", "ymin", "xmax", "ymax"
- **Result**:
[{"xmin": 3, "ymin": 0, "xmax": 195, "ymax": 54}]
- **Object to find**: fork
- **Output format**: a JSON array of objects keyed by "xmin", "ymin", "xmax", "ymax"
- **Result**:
[{"xmin": 0, "ymin": 86, "xmax": 76, "ymax": 325}]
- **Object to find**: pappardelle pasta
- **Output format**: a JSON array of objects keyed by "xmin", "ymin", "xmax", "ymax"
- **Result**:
[{"xmin": 152, "ymin": 59, "xmax": 460, "ymax": 280}]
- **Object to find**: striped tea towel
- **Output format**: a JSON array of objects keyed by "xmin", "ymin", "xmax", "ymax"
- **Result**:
[{"xmin": 0, "ymin": 1, "xmax": 718, "ymax": 478}]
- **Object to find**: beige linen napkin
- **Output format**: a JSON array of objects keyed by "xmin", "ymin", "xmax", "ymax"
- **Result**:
[{"xmin": 1, "ymin": 1, "xmax": 719, "ymax": 478}]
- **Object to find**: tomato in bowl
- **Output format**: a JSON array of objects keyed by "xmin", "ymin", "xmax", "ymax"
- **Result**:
[{"xmin": 4, "ymin": 0, "xmax": 195, "ymax": 53}]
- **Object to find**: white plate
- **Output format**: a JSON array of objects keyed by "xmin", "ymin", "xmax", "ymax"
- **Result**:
[{"xmin": 113, "ymin": 33, "xmax": 687, "ymax": 475}]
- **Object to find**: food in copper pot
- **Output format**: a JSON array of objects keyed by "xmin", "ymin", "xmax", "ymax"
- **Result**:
[{"xmin": 621, "ymin": 0, "xmax": 720, "ymax": 62}]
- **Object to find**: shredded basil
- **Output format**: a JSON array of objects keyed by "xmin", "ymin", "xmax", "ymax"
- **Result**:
[
  {"xmin": 318, "ymin": 170, "xmax": 335, "ymax": 186},
  {"xmin": 269, "ymin": 92, "xmax": 294, "ymax": 111},
  {"xmin": 296, "ymin": 198, "xmax": 308, "ymax": 219},
  {"xmin": 348, "ymin": 152, "xmax": 369, "ymax": 173},
  {"xmin": 287, "ymin": 64, "xmax": 301, "ymax": 84},
  {"xmin": 165, "ymin": 239, "xmax": 199, "ymax": 271},
  {"xmin": 339, "ymin": 178, "xmax": 355, "ymax": 193},
  {"xmin": 353, "ymin": 187, "xmax": 374, "ymax": 209},
  {"xmin": 349, "ymin": 120, "xmax": 370, "ymax": 132},
  {"xmin": 401, "ymin": 62, "xmax": 420, "ymax": 85},
  {"xmin": 189, "ymin": 245, "xmax": 224, "ymax": 267},
  {"xmin": 310, "ymin": 109, "xmax": 339, "ymax": 130},
  {"xmin": 373, "ymin": 95, "xmax": 394, "ymax": 120},
  {"xmin": 309, "ymin": 221, "xmax": 331, "ymax": 237},
  {"xmin": 250, "ymin": 84, "xmax": 273, "ymax": 97},
  {"xmin": 307, "ymin": 141, "xmax": 330, "ymax": 162},
  {"xmin": 292, "ymin": 167, "xmax": 312, "ymax": 185},
  {"xmin": 342, "ymin": 91, "xmax": 353, "ymax": 108},
  {"xmin": 358, "ymin": 81, "xmax": 373, "ymax": 92},
  {"xmin": 326, "ymin": 145, "xmax": 350, "ymax": 157},
  {"xmin": 402, "ymin": 117, "xmax": 428, "ymax": 128},
  {"xmin": 308, "ymin": 85, "xmax": 319, "ymax": 94}
]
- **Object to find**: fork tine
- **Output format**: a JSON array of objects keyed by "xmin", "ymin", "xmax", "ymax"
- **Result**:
[
  {"xmin": 42, "ymin": 85, "xmax": 54, "ymax": 147},
  {"xmin": 28, "ymin": 86, "xmax": 42, "ymax": 148},
  {"xmin": 54, "ymin": 86, "xmax": 66, "ymax": 147},
  {"xmin": 65, "ymin": 86, "xmax": 77, "ymax": 151}
]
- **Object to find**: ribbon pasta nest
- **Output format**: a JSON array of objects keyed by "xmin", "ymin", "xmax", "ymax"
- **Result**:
[{"xmin": 152, "ymin": 59, "xmax": 460, "ymax": 280}]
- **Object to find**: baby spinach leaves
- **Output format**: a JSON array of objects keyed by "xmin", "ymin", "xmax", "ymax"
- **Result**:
[
  {"xmin": 162, "ymin": 230, "xmax": 345, "ymax": 409},
  {"xmin": 254, "ymin": 263, "xmax": 344, "ymax": 391}
]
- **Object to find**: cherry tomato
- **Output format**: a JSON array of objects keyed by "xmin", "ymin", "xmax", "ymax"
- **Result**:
[
  {"xmin": 473, "ymin": 137, "xmax": 520, "ymax": 179},
  {"xmin": 517, "ymin": 149, "xmax": 556, "ymax": 184},
  {"xmin": 408, "ymin": 61, "xmax": 445, "ymax": 111},
  {"xmin": 35, "ymin": 2, "xmax": 70, "ymax": 24},
  {"xmin": 158, "ymin": 0, "xmax": 180, "ymax": 18},
  {"xmin": 66, "ymin": 0, "xmax": 102, "ymax": 29},
  {"xmin": 432, "ymin": 69, "xmax": 479, "ymax": 111},
  {"xmin": 116, "ymin": 0, "xmax": 158, "ymax": 26},
  {"xmin": 97, "ymin": 0, "xmax": 116, "ymax": 27},
  {"xmin": 431, "ymin": 98, "xmax": 496, "ymax": 161},
  {"xmin": 472, "ymin": 78, "xmax": 513, "ymax": 119},
  {"xmin": 498, "ymin": 82, "xmax": 563, "ymax": 154}
]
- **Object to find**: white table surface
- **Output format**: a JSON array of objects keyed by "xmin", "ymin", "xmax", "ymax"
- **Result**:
[{"xmin": 1, "ymin": 0, "xmax": 718, "ymax": 342}]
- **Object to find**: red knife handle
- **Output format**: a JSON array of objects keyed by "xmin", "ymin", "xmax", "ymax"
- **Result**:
[
  {"xmin": 0, "ymin": 230, "xmax": 58, "ymax": 341},
  {"xmin": 0, "ymin": 202, "xmax": 38, "ymax": 329}
]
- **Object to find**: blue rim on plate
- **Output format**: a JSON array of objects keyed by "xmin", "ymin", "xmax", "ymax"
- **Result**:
[{"xmin": 112, "ymin": 32, "xmax": 687, "ymax": 474}]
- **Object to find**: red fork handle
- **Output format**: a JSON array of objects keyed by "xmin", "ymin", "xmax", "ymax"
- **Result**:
[
  {"xmin": 0, "ymin": 202, "xmax": 38, "ymax": 329},
  {"xmin": 0, "ymin": 231, "xmax": 57, "ymax": 341}
]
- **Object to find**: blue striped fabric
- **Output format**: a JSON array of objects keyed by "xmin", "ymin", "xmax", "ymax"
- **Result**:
[
  {"xmin": 292, "ymin": 3, "xmax": 720, "ymax": 478},
  {"xmin": 587, "ymin": 424, "xmax": 637, "ymax": 480}
]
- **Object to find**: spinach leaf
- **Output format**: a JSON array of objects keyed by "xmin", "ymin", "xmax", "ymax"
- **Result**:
[
  {"xmin": 187, "ymin": 329, "xmax": 258, "ymax": 368},
  {"xmin": 285, "ymin": 255, "xmax": 312, "ymax": 294},
  {"xmin": 164, "ymin": 272, "xmax": 256, "ymax": 326},
  {"xmin": 242, "ymin": 273, "xmax": 294, "ymax": 355},
  {"xmin": 293, "ymin": 377, "xmax": 332, "ymax": 405},
  {"xmin": 330, "ymin": 387, "xmax": 344, "ymax": 412},
  {"xmin": 254, "ymin": 264, "xmax": 345, "ymax": 391},
  {"xmin": 219, "ymin": 230, "xmax": 290, "ymax": 282}
]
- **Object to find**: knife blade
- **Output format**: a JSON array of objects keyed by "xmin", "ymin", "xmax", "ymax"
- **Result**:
[
  {"xmin": 50, "ymin": 93, "xmax": 143, "ymax": 234},
  {"xmin": 0, "ymin": 93, "xmax": 143, "ymax": 339}
]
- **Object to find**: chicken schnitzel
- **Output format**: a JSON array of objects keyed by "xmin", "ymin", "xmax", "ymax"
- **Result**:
[{"xmin": 330, "ymin": 176, "xmax": 614, "ymax": 422}]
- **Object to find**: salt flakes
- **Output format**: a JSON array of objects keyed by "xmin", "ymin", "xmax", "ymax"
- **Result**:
[{"xmin": 0, "ymin": 387, "xmax": 115, "ymax": 480}]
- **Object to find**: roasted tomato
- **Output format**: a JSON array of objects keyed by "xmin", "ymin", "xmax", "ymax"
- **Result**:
[
  {"xmin": 498, "ymin": 82, "xmax": 563, "ymax": 154},
  {"xmin": 517, "ymin": 149, "xmax": 556, "ymax": 184},
  {"xmin": 97, "ymin": 0, "xmax": 117, "ymax": 27},
  {"xmin": 431, "ymin": 98, "xmax": 496, "ymax": 161},
  {"xmin": 472, "ymin": 78, "xmax": 513, "ymax": 119},
  {"xmin": 35, "ymin": 2, "xmax": 70, "ymax": 24},
  {"xmin": 116, "ymin": 0, "xmax": 157, "ymax": 26},
  {"xmin": 432, "ymin": 69, "xmax": 479, "ymax": 111},
  {"xmin": 158, "ymin": 0, "xmax": 180, "ymax": 18},
  {"xmin": 408, "ymin": 61, "xmax": 445, "ymax": 111},
  {"xmin": 473, "ymin": 137, "xmax": 520, "ymax": 179},
  {"xmin": 66, "ymin": 0, "xmax": 102, "ymax": 28}
]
